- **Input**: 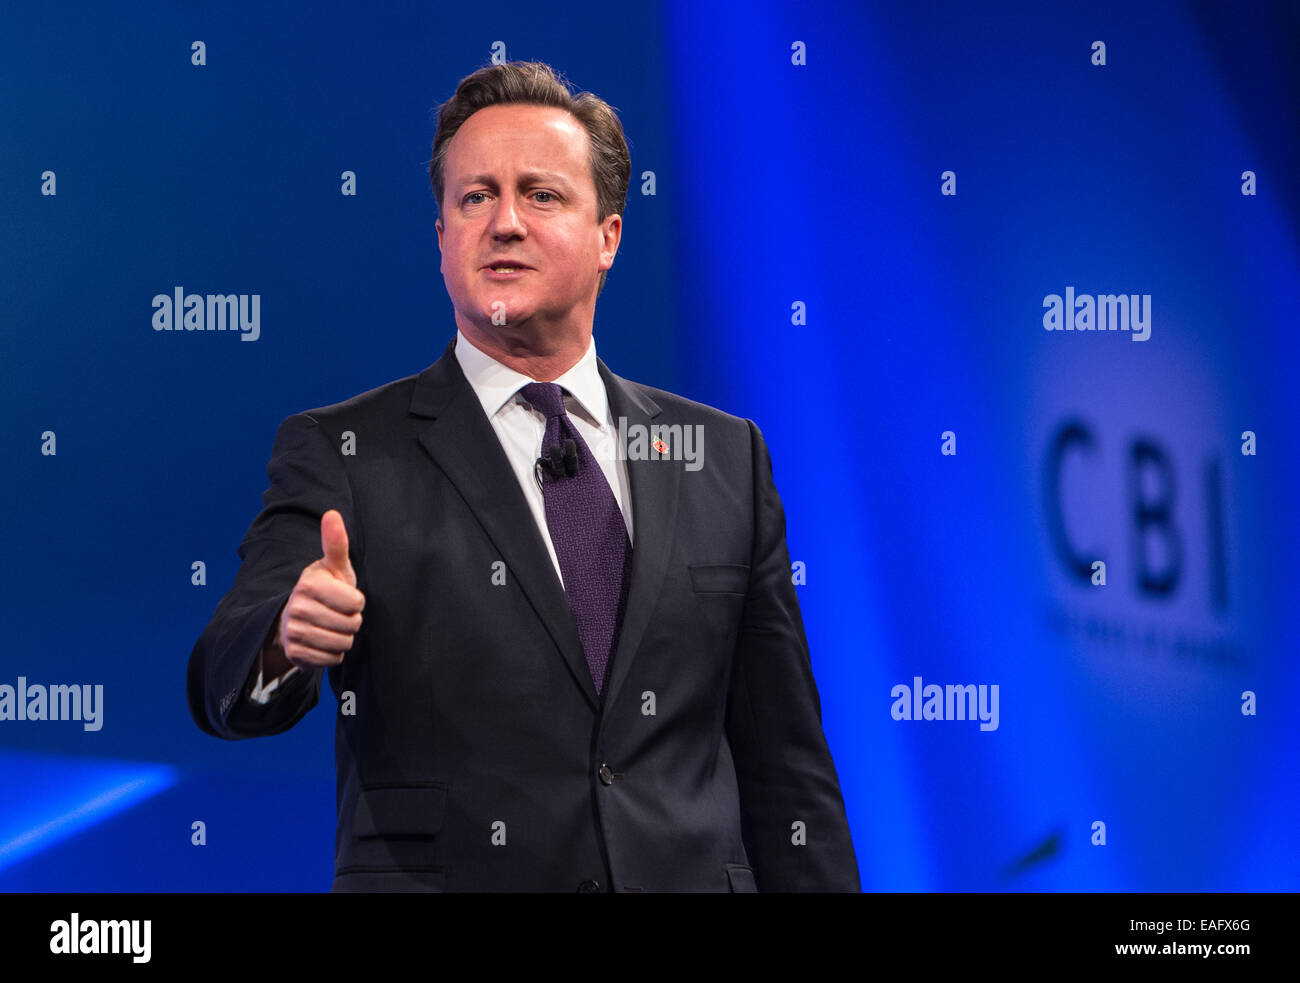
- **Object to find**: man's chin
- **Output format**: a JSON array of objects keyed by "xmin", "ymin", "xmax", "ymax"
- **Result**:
[{"xmin": 467, "ymin": 304, "xmax": 538, "ymax": 334}]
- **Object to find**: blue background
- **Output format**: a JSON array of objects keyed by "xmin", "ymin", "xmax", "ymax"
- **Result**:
[{"xmin": 2, "ymin": 0, "xmax": 1297, "ymax": 891}]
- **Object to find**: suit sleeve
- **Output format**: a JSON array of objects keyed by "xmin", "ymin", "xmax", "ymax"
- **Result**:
[
  {"xmin": 724, "ymin": 419, "xmax": 861, "ymax": 891},
  {"xmin": 186, "ymin": 412, "xmax": 359, "ymax": 740}
]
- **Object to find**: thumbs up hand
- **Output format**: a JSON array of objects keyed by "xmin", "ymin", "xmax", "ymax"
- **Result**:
[{"xmin": 276, "ymin": 509, "xmax": 366, "ymax": 669}]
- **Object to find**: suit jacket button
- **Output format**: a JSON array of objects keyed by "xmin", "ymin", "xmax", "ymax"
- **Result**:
[
  {"xmin": 598, "ymin": 763, "xmax": 615, "ymax": 785},
  {"xmin": 577, "ymin": 879, "xmax": 601, "ymax": 893}
]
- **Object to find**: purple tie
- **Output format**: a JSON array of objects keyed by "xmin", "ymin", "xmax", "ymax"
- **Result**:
[{"xmin": 521, "ymin": 382, "xmax": 632, "ymax": 695}]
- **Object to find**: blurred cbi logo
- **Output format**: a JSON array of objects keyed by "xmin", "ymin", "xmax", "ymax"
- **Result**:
[
  {"xmin": 1038, "ymin": 409, "xmax": 1248, "ymax": 670},
  {"xmin": 1043, "ymin": 418, "xmax": 1229, "ymax": 610}
]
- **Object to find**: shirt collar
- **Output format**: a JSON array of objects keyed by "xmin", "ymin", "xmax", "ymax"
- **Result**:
[{"xmin": 453, "ymin": 328, "xmax": 609, "ymax": 426}]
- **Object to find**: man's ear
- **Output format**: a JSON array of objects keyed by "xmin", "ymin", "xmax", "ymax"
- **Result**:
[
  {"xmin": 598, "ymin": 213, "xmax": 622, "ymax": 271},
  {"xmin": 435, "ymin": 217, "xmax": 443, "ymax": 252}
]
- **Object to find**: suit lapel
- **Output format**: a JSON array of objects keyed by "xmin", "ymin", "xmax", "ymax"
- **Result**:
[
  {"xmin": 410, "ymin": 338, "xmax": 597, "ymax": 711},
  {"xmin": 408, "ymin": 337, "xmax": 682, "ymax": 716},
  {"xmin": 597, "ymin": 359, "xmax": 681, "ymax": 714}
]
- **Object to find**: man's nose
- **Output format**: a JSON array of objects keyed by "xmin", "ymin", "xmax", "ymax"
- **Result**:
[{"xmin": 490, "ymin": 195, "xmax": 526, "ymax": 239}]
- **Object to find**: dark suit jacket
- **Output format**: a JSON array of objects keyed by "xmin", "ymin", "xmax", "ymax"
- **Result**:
[{"xmin": 187, "ymin": 336, "xmax": 859, "ymax": 892}]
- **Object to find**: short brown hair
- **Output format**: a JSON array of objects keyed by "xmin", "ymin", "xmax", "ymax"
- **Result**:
[{"xmin": 430, "ymin": 61, "xmax": 631, "ymax": 295}]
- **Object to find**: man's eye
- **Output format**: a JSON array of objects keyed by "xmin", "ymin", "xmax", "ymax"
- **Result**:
[{"xmin": 462, "ymin": 190, "xmax": 556, "ymax": 205}]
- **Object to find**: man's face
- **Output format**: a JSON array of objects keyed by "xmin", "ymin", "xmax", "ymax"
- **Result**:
[{"xmin": 435, "ymin": 103, "xmax": 620, "ymax": 341}]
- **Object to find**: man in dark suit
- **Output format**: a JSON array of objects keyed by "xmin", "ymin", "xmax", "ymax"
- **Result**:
[{"xmin": 187, "ymin": 60, "xmax": 859, "ymax": 892}]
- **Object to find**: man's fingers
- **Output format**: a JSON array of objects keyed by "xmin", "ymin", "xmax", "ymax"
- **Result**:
[
  {"xmin": 284, "ymin": 643, "xmax": 348, "ymax": 669},
  {"xmin": 320, "ymin": 509, "xmax": 356, "ymax": 586},
  {"xmin": 282, "ymin": 620, "xmax": 358, "ymax": 658},
  {"xmin": 288, "ymin": 595, "xmax": 363, "ymax": 634},
  {"xmin": 299, "ymin": 564, "xmax": 366, "ymax": 614}
]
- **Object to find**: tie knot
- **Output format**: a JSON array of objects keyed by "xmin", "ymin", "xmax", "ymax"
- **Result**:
[{"xmin": 521, "ymin": 381, "xmax": 567, "ymax": 420}]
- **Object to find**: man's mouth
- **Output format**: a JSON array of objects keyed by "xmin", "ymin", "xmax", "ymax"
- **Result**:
[{"xmin": 484, "ymin": 265, "xmax": 532, "ymax": 279}]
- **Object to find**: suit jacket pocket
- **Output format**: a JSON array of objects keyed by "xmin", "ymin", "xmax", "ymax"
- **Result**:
[
  {"xmin": 353, "ymin": 782, "xmax": 448, "ymax": 839},
  {"xmin": 689, "ymin": 563, "xmax": 750, "ymax": 595},
  {"xmin": 725, "ymin": 864, "xmax": 758, "ymax": 893}
]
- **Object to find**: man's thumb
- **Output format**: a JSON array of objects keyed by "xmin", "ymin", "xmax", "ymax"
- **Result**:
[{"xmin": 320, "ymin": 509, "xmax": 355, "ymax": 584}]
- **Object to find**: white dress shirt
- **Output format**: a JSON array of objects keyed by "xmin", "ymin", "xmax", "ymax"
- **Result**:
[{"xmin": 246, "ymin": 329, "xmax": 634, "ymax": 703}]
